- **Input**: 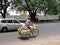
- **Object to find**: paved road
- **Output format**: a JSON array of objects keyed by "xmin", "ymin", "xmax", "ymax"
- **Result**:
[{"xmin": 0, "ymin": 23, "xmax": 60, "ymax": 45}]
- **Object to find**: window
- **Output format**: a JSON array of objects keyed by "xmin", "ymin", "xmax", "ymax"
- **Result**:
[
  {"xmin": 13, "ymin": 20, "xmax": 19, "ymax": 23},
  {"xmin": 1, "ymin": 20, "xmax": 6, "ymax": 23},
  {"xmin": 7, "ymin": 20, "xmax": 12, "ymax": 23}
]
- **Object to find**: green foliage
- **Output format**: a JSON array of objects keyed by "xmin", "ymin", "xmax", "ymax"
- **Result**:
[
  {"xmin": 43, "ymin": 0, "xmax": 58, "ymax": 15},
  {"xmin": 12, "ymin": 0, "xmax": 59, "ymax": 15},
  {"xmin": 12, "ymin": 0, "xmax": 43, "ymax": 14},
  {"xmin": 57, "ymin": 0, "xmax": 60, "ymax": 13}
]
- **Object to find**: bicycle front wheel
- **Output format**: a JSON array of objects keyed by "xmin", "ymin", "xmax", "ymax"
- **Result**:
[{"xmin": 32, "ymin": 28, "xmax": 39, "ymax": 37}]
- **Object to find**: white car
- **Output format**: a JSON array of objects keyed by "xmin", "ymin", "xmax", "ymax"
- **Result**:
[{"xmin": 0, "ymin": 18, "xmax": 24, "ymax": 32}]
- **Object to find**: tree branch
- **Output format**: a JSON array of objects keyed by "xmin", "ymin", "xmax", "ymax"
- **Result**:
[
  {"xmin": 24, "ymin": 0, "xmax": 32, "ymax": 12},
  {"xmin": 35, "ymin": 3, "xmax": 41, "ymax": 12},
  {"xmin": 34, "ymin": 0, "xmax": 43, "ymax": 12},
  {"xmin": 24, "ymin": 0, "xmax": 29, "ymax": 8}
]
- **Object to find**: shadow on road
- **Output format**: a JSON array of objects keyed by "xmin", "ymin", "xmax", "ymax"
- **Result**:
[
  {"xmin": 17, "ymin": 37, "xmax": 30, "ymax": 40},
  {"xmin": 0, "ymin": 30, "xmax": 17, "ymax": 33}
]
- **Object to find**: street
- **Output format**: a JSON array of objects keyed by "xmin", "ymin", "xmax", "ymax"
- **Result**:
[{"xmin": 0, "ymin": 23, "xmax": 60, "ymax": 45}]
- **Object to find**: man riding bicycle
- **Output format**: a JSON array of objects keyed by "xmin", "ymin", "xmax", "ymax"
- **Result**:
[{"xmin": 25, "ymin": 18, "xmax": 32, "ymax": 29}]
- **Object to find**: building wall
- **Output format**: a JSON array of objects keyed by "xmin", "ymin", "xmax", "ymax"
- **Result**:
[
  {"xmin": 0, "ymin": 15, "xmax": 58, "ymax": 20},
  {"xmin": 38, "ymin": 15, "xmax": 58, "ymax": 20}
]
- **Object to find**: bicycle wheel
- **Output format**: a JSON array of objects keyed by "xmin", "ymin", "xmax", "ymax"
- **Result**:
[{"xmin": 32, "ymin": 28, "xmax": 39, "ymax": 37}]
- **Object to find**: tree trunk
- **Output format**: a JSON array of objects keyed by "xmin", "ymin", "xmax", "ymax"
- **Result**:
[
  {"xmin": 1, "ymin": 7, "xmax": 7, "ymax": 18},
  {"xmin": 3, "ymin": 8, "xmax": 7, "ymax": 18},
  {"xmin": 29, "ymin": 12, "xmax": 38, "ymax": 22},
  {"xmin": 0, "ymin": 1, "xmax": 9, "ymax": 19}
]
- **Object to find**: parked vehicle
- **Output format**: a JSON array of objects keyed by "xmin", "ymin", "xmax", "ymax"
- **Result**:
[{"xmin": 0, "ymin": 18, "xmax": 22, "ymax": 32}]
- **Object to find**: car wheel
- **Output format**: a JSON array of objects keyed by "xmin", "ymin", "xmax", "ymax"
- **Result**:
[{"xmin": 2, "ymin": 27, "xmax": 8, "ymax": 32}]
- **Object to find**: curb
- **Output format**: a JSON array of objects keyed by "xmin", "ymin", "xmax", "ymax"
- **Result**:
[{"xmin": 20, "ymin": 19, "xmax": 60, "ymax": 23}]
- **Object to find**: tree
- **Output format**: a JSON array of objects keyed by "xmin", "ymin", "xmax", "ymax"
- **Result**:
[
  {"xmin": 57, "ymin": 0, "xmax": 60, "ymax": 20},
  {"xmin": 42, "ymin": 0, "xmax": 58, "ymax": 15},
  {"xmin": 12, "ymin": 0, "xmax": 43, "ymax": 22},
  {"xmin": 57, "ymin": 0, "xmax": 60, "ymax": 14},
  {"xmin": 12, "ymin": 0, "xmax": 59, "ymax": 22},
  {"xmin": 0, "ymin": 0, "xmax": 10, "ymax": 18}
]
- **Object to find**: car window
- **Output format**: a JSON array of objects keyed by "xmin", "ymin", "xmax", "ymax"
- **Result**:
[
  {"xmin": 7, "ymin": 20, "xmax": 12, "ymax": 23},
  {"xmin": 13, "ymin": 20, "xmax": 19, "ymax": 23},
  {"xmin": 1, "ymin": 20, "xmax": 6, "ymax": 23}
]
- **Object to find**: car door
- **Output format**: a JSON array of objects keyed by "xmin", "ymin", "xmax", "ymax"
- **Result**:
[
  {"xmin": 0, "ymin": 20, "xmax": 7, "ymax": 30},
  {"xmin": 7, "ymin": 20, "xmax": 14, "ymax": 30},
  {"xmin": 13, "ymin": 20, "xmax": 21, "ymax": 30}
]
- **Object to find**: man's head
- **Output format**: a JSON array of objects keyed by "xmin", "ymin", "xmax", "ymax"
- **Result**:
[{"xmin": 28, "ymin": 18, "xmax": 30, "ymax": 20}]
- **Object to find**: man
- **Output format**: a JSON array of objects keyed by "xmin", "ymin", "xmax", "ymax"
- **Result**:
[{"xmin": 25, "ymin": 18, "xmax": 32, "ymax": 29}]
